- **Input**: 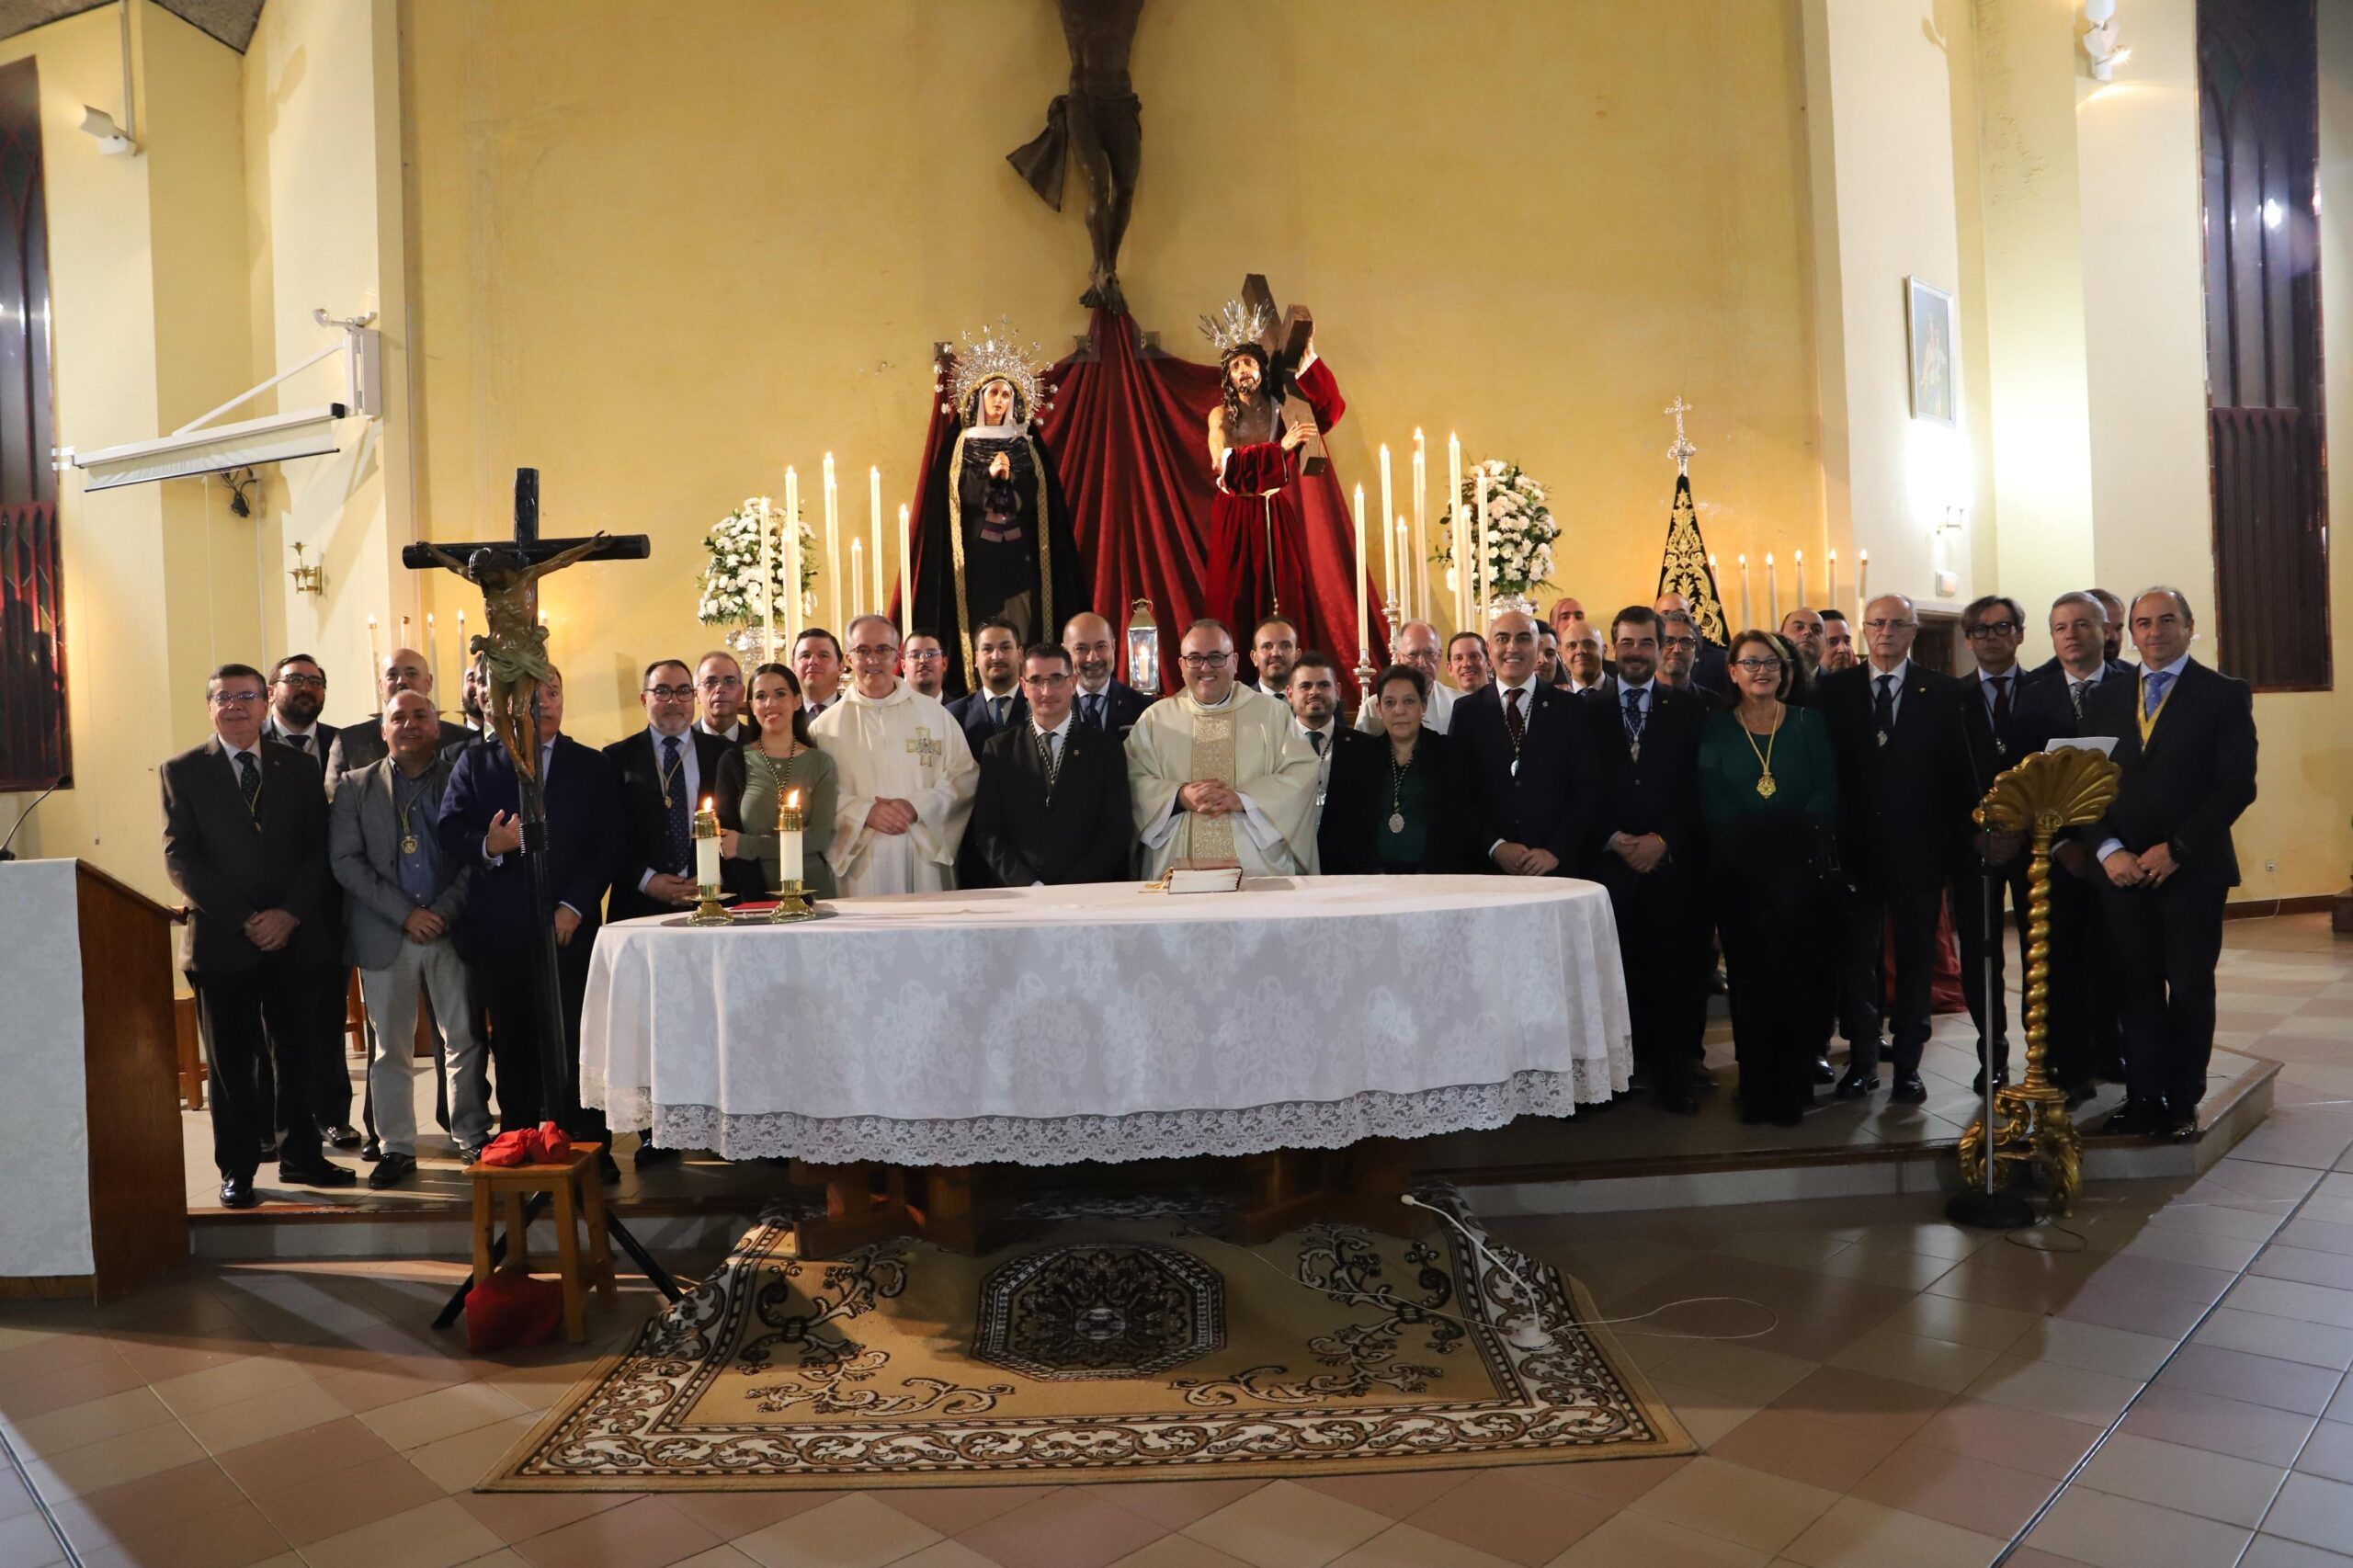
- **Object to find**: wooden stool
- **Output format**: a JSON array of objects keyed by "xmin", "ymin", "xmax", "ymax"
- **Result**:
[{"xmin": 466, "ymin": 1142, "xmax": 619, "ymax": 1343}]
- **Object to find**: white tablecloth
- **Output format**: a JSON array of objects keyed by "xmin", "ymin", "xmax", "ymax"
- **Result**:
[{"xmin": 580, "ymin": 875, "xmax": 1631, "ymax": 1165}]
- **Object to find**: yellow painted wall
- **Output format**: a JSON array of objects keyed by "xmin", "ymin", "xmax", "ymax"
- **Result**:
[{"xmin": 400, "ymin": 0, "xmax": 1827, "ymax": 744}]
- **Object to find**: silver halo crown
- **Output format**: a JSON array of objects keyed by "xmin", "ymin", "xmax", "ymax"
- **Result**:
[
  {"xmin": 1198, "ymin": 299, "xmax": 1272, "ymax": 359},
  {"xmin": 937, "ymin": 321, "xmax": 1052, "ymax": 426}
]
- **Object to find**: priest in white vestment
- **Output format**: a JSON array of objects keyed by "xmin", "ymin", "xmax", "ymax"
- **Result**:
[
  {"xmin": 810, "ymin": 616, "xmax": 978, "ymax": 895},
  {"xmin": 1125, "ymin": 619, "xmax": 1318, "ymax": 877}
]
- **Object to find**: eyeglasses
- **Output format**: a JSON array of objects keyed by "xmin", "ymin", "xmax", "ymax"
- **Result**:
[
  {"xmin": 905, "ymin": 650, "xmax": 947, "ymax": 664},
  {"xmin": 209, "ymin": 691, "xmax": 263, "ymax": 707},
  {"xmin": 643, "ymin": 685, "xmax": 696, "ymax": 700},
  {"xmin": 1967, "ymin": 620, "xmax": 2020, "ymax": 638},
  {"xmin": 848, "ymin": 644, "xmax": 899, "ymax": 659},
  {"xmin": 1732, "ymin": 657, "xmax": 1785, "ymax": 674},
  {"xmin": 274, "ymin": 673, "xmax": 325, "ymax": 689},
  {"xmin": 1662, "ymin": 636, "xmax": 1698, "ymax": 651},
  {"xmin": 1021, "ymin": 672, "xmax": 1071, "ymax": 687},
  {"xmin": 1178, "ymin": 653, "xmax": 1231, "ymax": 668},
  {"xmin": 698, "ymin": 675, "xmax": 743, "ymax": 690},
  {"xmin": 1862, "ymin": 619, "xmax": 1915, "ymax": 632}
]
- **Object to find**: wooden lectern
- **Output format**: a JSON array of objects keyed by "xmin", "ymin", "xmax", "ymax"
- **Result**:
[{"xmin": 0, "ymin": 860, "xmax": 185, "ymax": 1301}]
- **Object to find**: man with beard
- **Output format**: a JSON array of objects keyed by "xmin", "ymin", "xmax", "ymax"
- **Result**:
[
  {"xmin": 1252, "ymin": 616, "xmax": 1301, "ymax": 699},
  {"xmin": 1820, "ymin": 609, "xmax": 1858, "ymax": 672},
  {"xmin": 263, "ymin": 653, "xmax": 338, "ymax": 766},
  {"xmin": 903, "ymin": 631, "xmax": 949, "ymax": 699},
  {"xmin": 1202, "ymin": 309, "xmax": 1346, "ymax": 634},
  {"xmin": 948, "ymin": 618, "xmax": 1029, "ymax": 750},
  {"xmin": 1355, "ymin": 620, "xmax": 1457, "ymax": 734},
  {"xmin": 1063, "ymin": 610, "xmax": 1152, "ymax": 734},
  {"xmin": 1780, "ymin": 608, "xmax": 1826, "ymax": 703},
  {"xmin": 1654, "ymin": 591, "xmax": 1730, "ymax": 696},
  {"xmin": 1283, "ymin": 651, "xmax": 1370, "ymax": 869},
  {"xmin": 1447, "ymin": 632, "xmax": 1492, "ymax": 695}
]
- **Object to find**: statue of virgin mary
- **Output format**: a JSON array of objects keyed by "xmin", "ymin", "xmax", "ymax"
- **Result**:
[{"xmin": 904, "ymin": 324, "xmax": 1088, "ymax": 699}]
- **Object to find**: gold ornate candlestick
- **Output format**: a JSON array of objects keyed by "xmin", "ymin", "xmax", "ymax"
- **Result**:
[
  {"xmin": 769, "ymin": 785, "xmax": 815, "ymax": 923},
  {"xmin": 687, "ymin": 798, "xmax": 731, "ymax": 926},
  {"xmin": 1953, "ymin": 746, "xmax": 2120, "ymax": 1221}
]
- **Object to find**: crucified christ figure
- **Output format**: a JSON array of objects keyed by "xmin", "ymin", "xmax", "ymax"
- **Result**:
[
  {"xmin": 415, "ymin": 535, "xmax": 608, "ymax": 784},
  {"xmin": 1007, "ymin": 0, "xmax": 1145, "ymax": 313}
]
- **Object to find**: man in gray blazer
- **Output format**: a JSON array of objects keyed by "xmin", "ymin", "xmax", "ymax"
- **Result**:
[
  {"xmin": 324, "ymin": 645, "xmax": 474, "ymax": 789},
  {"xmin": 329, "ymin": 691, "xmax": 487, "ymax": 1187}
]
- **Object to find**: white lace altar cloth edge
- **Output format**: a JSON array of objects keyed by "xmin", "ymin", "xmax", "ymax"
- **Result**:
[{"xmin": 580, "ymin": 875, "xmax": 1632, "ymax": 1166}]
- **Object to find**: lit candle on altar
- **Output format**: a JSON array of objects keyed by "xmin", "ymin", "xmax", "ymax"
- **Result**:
[
  {"xmin": 1353, "ymin": 482, "xmax": 1370, "ymax": 662},
  {"xmin": 1826, "ymin": 549, "xmax": 1839, "ymax": 609},
  {"xmin": 868, "ymin": 466, "xmax": 884, "ymax": 619},
  {"xmin": 695, "ymin": 795, "xmax": 722, "ymax": 891},
  {"xmin": 761, "ymin": 495, "xmax": 778, "ymax": 662},
  {"xmin": 1474, "ymin": 465, "xmax": 1492, "ymax": 620},
  {"xmin": 898, "ymin": 503, "xmax": 912, "ymax": 639},
  {"xmin": 1411, "ymin": 430, "xmax": 1427, "ymax": 624},
  {"xmin": 783, "ymin": 467, "xmax": 801, "ymax": 643},
  {"xmin": 779, "ymin": 789, "xmax": 804, "ymax": 887},
  {"xmin": 823, "ymin": 453, "xmax": 841, "ymax": 632},
  {"xmin": 850, "ymin": 537, "xmax": 865, "ymax": 619},
  {"xmin": 1737, "ymin": 553, "xmax": 1752, "ymax": 631},
  {"xmin": 1794, "ymin": 550, "xmax": 1807, "ymax": 610},
  {"xmin": 1766, "ymin": 552, "xmax": 1779, "ymax": 623},
  {"xmin": 1378, "ymin": 443, "xmax": 1394, "ymax": 608},
  {"xmin": 1857, "ymin": 549, "xmax": 1870, "ymax": 614}
]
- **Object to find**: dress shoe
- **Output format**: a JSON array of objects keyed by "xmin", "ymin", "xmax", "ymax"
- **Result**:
[
  {"xmin": 321, "ymin": 1123, "xmax": 364, "ymax": 1151},
  {"xmin": 220, "ymin": 1175, "xmax": 257, "ymax": 1209},
  {"xmin": 277, "ymin": 1157, "xmax": 358, "ymax": 1187},
  {"xmin": 2103, "ymin": 1099, "xmax": 2169, "ymax": 1137},
  {"xmin": 2165, "ymin": 1104, "xmax": 2201, "ymax": 1141},
  {"xmin": 1654, "ymin": 1086, "xmax": 1702, "ymax": 1117},
  {"xmin": 460, "ymin": 1142, "xmax": 489, "ymax": 1166},
  {"xmin": 634, "ymin": 1142, "xmax": 681, "ymax": 1170},
  {"xmin": 1971, "ymin": 1070, "xmax": 2009, "ymax": 1096},
  {"xmin": 1834, "ymin": 1069, "xmax": 1879, "ymax": 1100},
  {"xmin": 1812, "ymin": 1057, "xmax": 1836, "ymax": 1085},
  {"xmin": 1687, "ymin": 1064, "xmax": 1721, "ymax": 1095},
  {"xmin": 360, "ymin": 1137, "xmax": 382, "ymax": 1163},
  {"xmin": 368, "ymin": 1152, "xmax": 416, "ymax": 1189},
  {"xmin": 1708, "ymin": 964, "xmax": 1729, "ymax": 995},
  {"xmin": 1892, "ymin": 1074, "xmax": 1928, "ymax": 1105},
  {"xmin": 597, "ymin": 1152, "xmax": 622, "ymax": 1185}
]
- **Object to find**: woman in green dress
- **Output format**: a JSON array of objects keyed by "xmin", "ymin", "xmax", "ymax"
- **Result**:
[
  {"xmin": 714, "ymin": 663, "xmax": 839, "ymax": 900},
  {"xmin": 1699, "ymin": 631, "xmax": 1839, "ymax": 1125}
]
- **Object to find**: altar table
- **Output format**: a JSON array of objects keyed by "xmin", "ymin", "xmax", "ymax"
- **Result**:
[{"xmin": 581, "ymin": 875, "xmax": 1631, "ymax": 1170}]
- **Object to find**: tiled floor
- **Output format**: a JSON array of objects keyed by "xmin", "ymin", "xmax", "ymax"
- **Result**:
[{"xmin": 28, "ymin": 913, "xmax": 2353, "ymax": 1567}]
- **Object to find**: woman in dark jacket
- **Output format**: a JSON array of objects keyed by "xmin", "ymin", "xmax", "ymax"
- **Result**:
[{"xmin": 1319, "ymin": 664, "xmax": 1479, "ymax": 875}]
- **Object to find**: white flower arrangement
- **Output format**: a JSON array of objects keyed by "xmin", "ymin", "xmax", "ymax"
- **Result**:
[
  {"xmin": 695, "ymin": 496, "xmax": 819, "ymax": 626},
  {"xmin": 1435, "ymin": 459, "xmax": 1559, "ymax": 597}
]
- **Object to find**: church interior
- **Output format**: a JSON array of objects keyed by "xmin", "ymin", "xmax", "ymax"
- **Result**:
[{"xmin": 1, "ymin": 1, "xmax": 2352, "ymax": 1564}]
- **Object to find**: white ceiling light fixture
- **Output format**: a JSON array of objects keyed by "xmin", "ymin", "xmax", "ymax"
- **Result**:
[
  {"xmin": 2084, "ymin": 0, "xmax": 2131, "ymax": 81},
  {"xmin": 58, "ymin": 310, "xmax": 381, "ymax": 492}
]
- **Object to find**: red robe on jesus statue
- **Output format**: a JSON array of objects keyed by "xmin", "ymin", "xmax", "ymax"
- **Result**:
[{"xmin": 1207, "ymin": 351, "xmax": 1347, "ymax": 640}]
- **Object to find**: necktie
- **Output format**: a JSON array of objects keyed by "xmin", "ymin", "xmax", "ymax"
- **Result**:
[
  {"xmin": 1081, "ymin": 691, "xmax": 1104, "ymax": 730},
  {"xmin": 1308, "ymin": 730, "xmax": 1326, "ymax": 756},
  {"xmin": 661, "ymin": 735, "xmax": 690, "ymax": 873},
  {"xmin": 1874, "ymin": 675, "xmax": 1896, "ymax": 737},
  {"xmin": 1505, "ymin": 687, "xmax": 1526, "ymax": 750},
  {"xmin": 235, "ymin": 752, "xmax": 261, "ymax": 814},
  {"xmin": 1991, "ymin": 675, "xmax": 2011, "ymax": 729},
  {"xmin": 2143, "ymin": 669, "xmax": 2173, "ymax": 719},
  {"xmin": 2068, "ymin": 678, "xmax": 2087, "ymax": 722},
  {"xmin": 288, "ymin": 733, "xmax": 311, "ymax": 756},
  {"xmin": 990, "ymin": 695, "xmax": 1009, "ymax": 728},
  {"xmin": 1622, "ymin": 687, "xmax": 1646, "ymax": 748}
]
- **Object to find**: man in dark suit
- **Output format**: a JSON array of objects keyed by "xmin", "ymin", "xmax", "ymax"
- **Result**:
[
  {"xmin": 605, "ymin": 659, "xmax": 733, "ymax": 926},
  {"xmin": 970, "ymin": 644, "xmax": 1136, "ymax": 885},
  {"xmin": 1280, "ymin": 652, "xmax": 1377, "ymax": 871},
  {"xmin": 437, "ymin": 667, "xmax": 625, "ymax": 1179},
  {"xmin": 162, "ymin": 664, "xmax": 356, "ymax": 1208},
  {"xmin": 793, "ymin": 629, "xmax": 845, "ymax": 720},
  {"xmin": 1820, "ymin": 593, "xmax": 1974, "ymax": 1104},
  {"xmin": 947, "ymin": 618, "xmax": 1029, "ymax": 745},
  {"xmin": 2013, "ymin": 591, "xmax": 2134, "ymax": 1099},
  {"xmin": 1654, "ymin": 592, "xmax": 1730, "ymax": 696},
  {"xmin": 1585, "ymin": 608, "xmax": 1713, "ymax": 1112},
  {"xmin": 324, "ymin": 646, "xmax": 472, "ymax": 786},
  {"xmin": 259, "ymin": 653, "xmax": 360, "ymax": 1151},
  {"xmin": 695, "ymin": 650, "xmax": 760, "ymax": 744},
  {"xmin": 1952, "ymin": 595, "xmax": 2039, "ymax": 1092},
  {"xmin": 1063, "ymin": 611, "xmax": 1152, "ymax": 734},
  {"xmin": 1457, "ymin": 609, "xmax": 1597, "ymax": 882},
  {"xmin": 2079, "ymin": 588, "xmax": 2256, "ymax": 1137}
]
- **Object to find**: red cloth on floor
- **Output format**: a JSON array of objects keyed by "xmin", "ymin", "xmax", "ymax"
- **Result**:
[{"xmin": 464, "ymin": 1269, "xmax": 564, "ymax": 1354}]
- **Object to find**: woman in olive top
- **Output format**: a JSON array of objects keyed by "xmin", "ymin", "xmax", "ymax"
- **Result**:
[
  {"xmin": 1319, "ymin": 665, "xmax": 1477, "ymax": 875},
  {"xmin": 714, "ymin": 663, "xmax": 839, "ymax": 900},
  {"xmin": 1699, "ymin": 631, "xmax": 1839, "ymax": 1125}
]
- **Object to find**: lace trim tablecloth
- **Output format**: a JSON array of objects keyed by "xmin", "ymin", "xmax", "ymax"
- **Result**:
[{"xmin": 581, "ymin": 875, "xmax": 1631, "ymax": 1167}]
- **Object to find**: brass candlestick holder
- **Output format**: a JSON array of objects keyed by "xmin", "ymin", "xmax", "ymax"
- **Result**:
[
  {"xmin": 1952, "ymin": 746, "xmax": 2120, "ymax": 1221},
  {"xmin": 768, "ymin": 787, "xmax": 815, "ymax": 923},
  {"xmin": 687, "ymin": 800, "xmax": 732, "ymax": 926}
]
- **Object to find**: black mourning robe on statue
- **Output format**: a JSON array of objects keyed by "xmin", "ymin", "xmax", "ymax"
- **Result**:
[{"xmin": 906, "ymin": 421, "xmax": 1087, "ymax": 699}]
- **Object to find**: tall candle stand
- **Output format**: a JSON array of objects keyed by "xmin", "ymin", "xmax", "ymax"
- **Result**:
[{"xmin": 768, "ymin": 787, "xmax": 816, "ymax": 924}]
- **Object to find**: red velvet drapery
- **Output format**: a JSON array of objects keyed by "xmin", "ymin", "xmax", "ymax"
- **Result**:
[{"xmin": 903, "ymin": 309, "xmax": 1381, "ymax": 698}]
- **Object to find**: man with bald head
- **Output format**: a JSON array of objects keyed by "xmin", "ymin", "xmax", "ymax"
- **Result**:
[
  {"xmin": 1818, "ymin": 592, "xmax": 1972, "ymax": 1104},
  {"xmin": 1559, "ymin": 626, "xmax": 1607, "ymax": 695},
  {"xmin": 1063, "ymin": 610, "xmax": 1152, "ymax": 734},
  {"xmin": 1356, "ymin": 620, "xmax": 1456, "ymax": 734},
  {"xmin": 1455, "ymin": 608, "xmax": 1597, "ymax": 879},
  {"xmin": 326, "ymin": 647, "xmax": 472, "ymax": 787},
  {"xmin": 1125, "ymin": 619, "xmax": 1319, "ymax": 878}
]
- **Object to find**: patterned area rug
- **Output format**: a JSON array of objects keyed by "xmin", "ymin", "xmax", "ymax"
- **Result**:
[{"xmin": 483, "ymin": 1191, "xmax": 1692, "ymax": 1490}]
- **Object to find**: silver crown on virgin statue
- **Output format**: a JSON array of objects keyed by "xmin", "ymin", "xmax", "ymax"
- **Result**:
[
  {"xmin": 1197, "ymin": 299, "xmax": 1272, "ymax": 360},
  {"xmin": 937, "ymin": 320, "xmax": 1052, "ymax": 426}
]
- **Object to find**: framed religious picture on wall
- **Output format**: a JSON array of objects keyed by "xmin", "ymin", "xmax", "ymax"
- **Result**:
[{"xmin": 1906, "ymin": 277, "xmax": 1959, "ymax": 427}]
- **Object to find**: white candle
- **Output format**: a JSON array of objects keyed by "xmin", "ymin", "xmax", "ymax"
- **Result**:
[
  {"xmin": 1738, "ymin": 554, "xmax": 1752, "ymax": 631},
  {"xmin": 454, "ymin": 611, "xmax": 465, "ymax": 684},
  {"xmin": 1767, "ymin": 552, "xmax": 1779, "ymax": 624},
  {"xmin": 898, "ymin": 503, "xmax": 912, "ymax": 639},
  {"xmin": 695, "ymin": 797, "xmax": 722, "ymax": 890},
  {"xmin": 1827, "ymin": 549, "xmax": 1839, "ymax": 608},
  {"xmin": 779, "ymin": 790, "xmax": 804, "ymax": 885},
  {"xmin": 1794, "ymin": 550, "xmax": 1807, "ymax": 610},
  {"xmin": 823, "ymin": 453, "xmax": 841, "ymax": 632},
  {"xmin": 1858, "ymin": 549, "xmax": 1870, "ymax": 615},
  {"xmin": 783, "ymin": 467, "xmax": 801, "ymax": 645},
  {"xmin": 367, "ymin": 614, "xmax": 379, "ymax": 670},
  {"xmin": 868, "ymin": 466, "xmax": 884, "ymax": 616},
  {"xmin": 1475, "ymin": 466, "xmax": 1492, "ymax": 619},
  {"xmin": 1455, "ymin": 503, "xmax": 1471, "ymax": 632},
  {"xmin": 1393, "ymin": 517, "xmax": 1408, "ymax": 613},
  {"xmin": 426, "ymin": 612, "xmax": 438, "ymax": 702},
  {"xmin": 1411, "ymin": 429, "xmax": 1427, "ymax": 625},
  {"xmin": 1380, "ymin": 500, "xmax": 1395, "ymax": 604},
  {"xmin": 1378, "ymin": 443, "xmax": 1393, "ymax": 604},
  {"xmin": 850, "ymin": 538, "xmax": 865, "ymax": 619},
  {"xmin": 1353, "ymin": 483, "xmax": 1370, "ymax": 662},
  {"xmin": 761, "ymin": 497, "xmax": 777, "ymax": 663}
]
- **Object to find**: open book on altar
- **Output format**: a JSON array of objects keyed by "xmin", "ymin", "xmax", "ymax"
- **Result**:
[{"xmin": 1149, "ymin": 859, "xmax": 1245, "ymax": 894}]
